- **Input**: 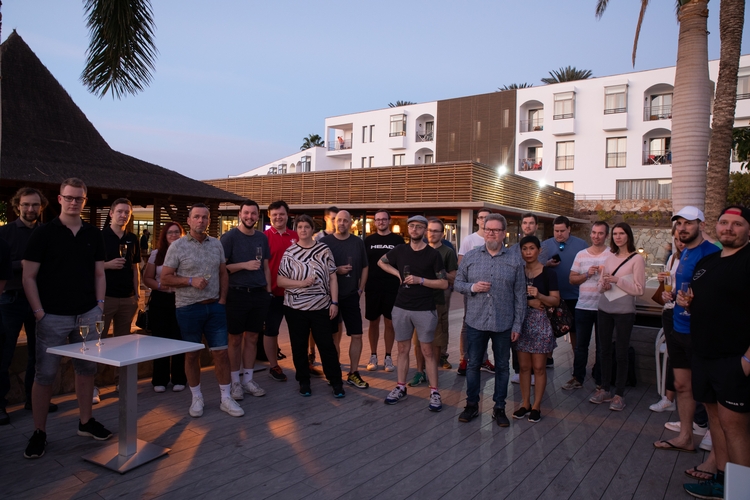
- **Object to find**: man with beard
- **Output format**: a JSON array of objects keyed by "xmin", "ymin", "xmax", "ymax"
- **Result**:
[
  {"xmin": 682, "ymin": 206, "xmax": 750, "ymax": 499},
  {"xmin": 654, "ymin": 206, "xmax": 720, "ymax": 454},
  {"xmin": 221, "ymin": 200, "xmax": 271, "ymax": 400},
  {"xmin": 0, "ymin": 188, "xmax": 55, "ymax": 425},
  {"xmin": 378, "ymin": 216, "xmax": 447, "ymax": 411}
]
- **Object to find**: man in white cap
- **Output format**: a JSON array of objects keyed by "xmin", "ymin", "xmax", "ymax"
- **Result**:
[{"xmin": 654, "ymin": 206, "xmax": 720, "ymax": 454}]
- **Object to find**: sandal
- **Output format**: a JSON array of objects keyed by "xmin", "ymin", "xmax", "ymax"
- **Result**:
[{"xmin": 684, "ymin": 466, "xmax": 715, "ymax": 481}]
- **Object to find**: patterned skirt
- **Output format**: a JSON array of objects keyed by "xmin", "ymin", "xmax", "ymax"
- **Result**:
[{"xmin": 515, "ymin": 307, "xmax": 556, "ymax": 354}]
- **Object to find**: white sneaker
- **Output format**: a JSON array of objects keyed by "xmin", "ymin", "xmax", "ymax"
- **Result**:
[
  {"xmin": 153, "ymin": 385, "xmax": 166, "ymax": 393},
  {"xmin": 649, "ymin": 395, "xmax": 676, "ymax": 413},
  {"xmin": 664, "ymin": 421, "xmax": 708, "ymax": 436},
  {"xmin": 366, "ymin": 355, "xmax": 378, "ymax": 371},
  {"xmin": 189, "ymin": 396, "xmax": 204, "ymax": 418},
  {"xmin": 242, "ymin": 379, "xmax": 266, "ymax": 397},
  {"xmin": 384, "ymin": 355, "xmax": 395, "ymax": 373},
  {"xmin": 511, "ymin": 373, "xmax": 520, "ymax": 384},
  {"xmin": 699, "ymin": 430, "xmax": 712, "ymax": 451},
  {"xmin": 173, "ymin": 384, "xmax": 186, "ymax": 392},
  {"xmin": 92, "ymin": 387, "xmax": 100, "ymax": 405},
  {"xmin": 220, "ymin": 397, "xmax": 244, "ymax": 417},
  {"xmin": 230, "ymin": 382, "xmax": 244, "ymax": 401}
]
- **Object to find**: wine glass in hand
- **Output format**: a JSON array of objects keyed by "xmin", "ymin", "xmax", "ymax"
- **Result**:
[
  {"xmin": 256, "ymin": 247, "xmax": 263, "ymax": 262},
  {"xmin": 403, "ymin": 265, "xmax": 411, "ymax": 288},
  {"xmin": 679, "ymin": 282, "xmax": 692, "ymax": 316},
  {"xmin": 346, "ymin": 257, "xmax": 353, "ymax": 277}
]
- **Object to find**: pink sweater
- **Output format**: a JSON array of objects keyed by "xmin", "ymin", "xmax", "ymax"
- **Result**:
[{"xmin": 597, "ymin": 252, "xmax": 646, "ymax": 314}]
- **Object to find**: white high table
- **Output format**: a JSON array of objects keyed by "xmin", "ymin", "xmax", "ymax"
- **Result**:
[{"xmin": 47, "ymin": 334, "xmax": 204, "ymax": 473}]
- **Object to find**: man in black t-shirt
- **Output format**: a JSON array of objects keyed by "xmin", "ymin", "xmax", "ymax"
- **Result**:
[
  {"xmin": 22, "ymin": 178, "xmax": 112, "ymax": 459},
  {"xmin": 378, "ymin": 215, "xmax": 447, "ymax": 412},
  {"xmin": 685, "ymin": 206, "xmax": 750, "ymax": 494},
  {"xmin": 364, "ymin": 210, "xmax": 404, "ymax": 373}
]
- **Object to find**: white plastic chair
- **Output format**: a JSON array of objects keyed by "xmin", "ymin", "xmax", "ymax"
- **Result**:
[{"xmin": 654, "ymin": 328, "xmax": 668, "ymax": 397}]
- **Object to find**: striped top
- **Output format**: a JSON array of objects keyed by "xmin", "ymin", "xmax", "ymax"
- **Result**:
[{"xmin": 278, "ymin": 241, "xmax": 337, "ymax": 311}]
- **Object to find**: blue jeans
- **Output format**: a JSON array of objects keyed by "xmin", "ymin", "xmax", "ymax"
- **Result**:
[
  {"xmin": 573, "ymin": 309, "xmax": 601, "ymax": 385},
  {"xmin": 0, "ymin": 291, "xmax": 37, "ymax": 407},
  {"xmin": 465, "ymin": 325, "xmax": 511, "ymax": 409},
  {"xmin": 176, "ymin": 301, "xmax": 228, "ymax": 350}
]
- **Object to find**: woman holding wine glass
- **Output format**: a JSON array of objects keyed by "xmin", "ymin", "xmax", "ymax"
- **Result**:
[{"xmin": 143, "ymin": 222, "xmax": 187, "ymax": 393}]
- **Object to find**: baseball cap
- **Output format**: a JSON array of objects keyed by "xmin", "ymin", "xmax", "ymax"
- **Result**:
[
  {"xmin": 720, "ymin": 205, "xmax": 750, "ymax": 225},
  {"xmin": 406, "ymin": 215, "xmax": 428, "ymax": 226},
  {"xmin": 671, "ymin": 206, "xmax": 705, "ymax": 222}
]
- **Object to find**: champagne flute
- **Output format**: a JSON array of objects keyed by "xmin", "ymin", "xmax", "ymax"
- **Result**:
[
  {"xmin": 663, "ymin": 274, "xmax": 673, "ymax": 303},
  {"xmin": 79, "ymin": 320, "xmax": 90, "ymax": 352},
  {"xmin": 526, "ymin": 276, "xmax": 535, "ymax": 300},
  {"xmin": 403, "ymin": 265, "xmax": 411, "ymax": 288},
  {"xmin": 346, "ymin": 256, "xmax": 353, "ymax": 277},
  {"xmin": 203, "ymin": 265, "xmax": 211, "ymax": 283},
  {"xmin": 256, "ymin": 247, "xmax": 263, "ymax": 262},
  {"xmin": 119, "ymin": 243, "xmax": 128, "ymax": 259},
  {"xmin": 679, "ymin": 282, "xmax": 691, "ymax": 316},
  {"xmin": 95, "ymin": 320, "xmax": 105, "ymax": 346}
]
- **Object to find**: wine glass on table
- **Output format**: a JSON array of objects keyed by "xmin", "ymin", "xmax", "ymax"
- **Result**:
[
  {"xmin": 78, "ymin": 319, "xmax": 90, "ymax": 352},
  {"xmin": 403, "ymin": 265, "xmax": 411, "ymax": 288},
  {"xmin": 679, "ymin": 282, "xmax": 692, "ymax": 316},
  {"xmin": 95, "ymin": 320, "xmax": 105, "ymax": 347}
]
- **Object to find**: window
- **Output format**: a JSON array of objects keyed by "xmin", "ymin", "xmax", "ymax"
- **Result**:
[
  {"xmin": 424, "ymin": 154, "xmax": 434, "ymax": 164},
  {"xmin": 370, "ymin": 125, "xmax": 375, "ymax": 141},
  {"xmin": 645, "ymin": 137, "xmax": 671, "ymax": 164},
  {"xmin": 393, "ymin": 154, "xmax": 405, "ymax": 166},
  {"xmin": 425, "ymin": 121, "xmax": 434, "ymax": 140},
  {"xmin": 606, "ymin": 137, "xmax": 627, "ymax": 168},
  {"xmin": 300, "ymin": 156, "xmax": 311, "ymax": 172},
  {"xmin": 390, "ymin": 114, "xmax": 406, "ymax": 137},
  {"xmin": 646, "ymin": 93, "xmax": 672, "ymax": 120},
  {"xmin": 738, "ymin": 68, "xmax": 750, "ymax": 100},
  {"xmin": 616, "ymin": 179, "xmax": 672, "ymax": 200},
  {"xmin": 476, "ymin": 121, "xmax": 482, "ymax": 140},
  {"xmin": 556, "ymin": 141, "xmax": 575, "ymax": 170},
  {"xmin": 362, "ymin": 126, "xmax": 367, "ymax": 143},
  {"xmin": 361, "ymin": 157, "xmax": 367, "ymax": 168},
  {"xmin": 369, "ymin": 156, "xmax": 374, "ymax": 167},
  {"xmin": 449, "ymin": 132, "xmax": 455, "ymax": 152},
  {"xmin": 278, "ymin": 163, "xmax": 287, "ymax": 174},
  {"xmin": 604, "ymin": 85, "xmax": 627, "ymax": 114},
  {"xmin": 528, "ymin": 109, "xmax": 543, "ymax": 131},
  {"xmin": 555, "ymin": 181, "xmax": 574, "ymax": 192},
  {"xmin": 503, "ymin": 109, "xmax": 510, "ymax": 128},
  {"xmin": 554, "ymin": 92, "xmax": 575, "ymax": 119}
]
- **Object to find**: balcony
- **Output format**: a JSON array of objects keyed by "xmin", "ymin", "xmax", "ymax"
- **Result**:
[
  {"xmin": 328, "ymin": 138, "xmax": 352, "ymax": 152},
  {"xmin": 519, "ymin": 158, "xmax": 543, "ymax": 171},
  {"xmin": 520, "ymin": 119, "xmax": 544, "ymax": 132},
  {"xmin": 415, "ymin": 131, "xmax": 434, "ymax": 142},
  {"xmin": 643, "ymin": 150, "xmax": 672, "ymax": 165},
  {"xmin": 644, "ymin": 105, "xmax": 672, "ymax": 121}
]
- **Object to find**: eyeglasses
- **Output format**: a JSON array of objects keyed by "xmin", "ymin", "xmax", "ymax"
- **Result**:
[
  {"xmin": 60, "ymin": 195, "xmax": 87, "ymax": 204},
  {"xmin": 20, "ymin": 203, "xmax": 41, "ymax": 209},
  {"xmin": 477, "ymin": 216, "xmax": 487, "ymax": 220},
  {"xmin": 374, "ymin": 218, "xmax": 389, "ymax": 222},
  {"xmin": 485, "ymin": 228, "xmax": 504, "ymax": 235},
  {"xmin": 407, "ymin": 224, "xmax": 425, "ymax": 229}
]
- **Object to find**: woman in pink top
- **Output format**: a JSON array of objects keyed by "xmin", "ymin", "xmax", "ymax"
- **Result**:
[{"xmin": 589, "ymin": 223, "xmax": 645, "ymax": 411}]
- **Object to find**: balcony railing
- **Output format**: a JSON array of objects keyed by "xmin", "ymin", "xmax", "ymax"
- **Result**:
[
  {"xmin": 553, "ymin": 112, "xmax": 574, "ymax": 120},
  {"xmin": 606, "ymin": 152, "xmax": 626, "ymax": 168},
  {"xmin": 520, "ymin": 119, "xmax": 544, "ymax": 132},
  {"xmin": 415, "ymin": 132, "xmax": 434, "ymax": 142},
  {"xmin": 328, "ymin": 138, "xmax": 352, "ymax": 151},
  {"xmin": 643, "ymin": 150, "xmax": 672, "ymax": 165},
  {"xmin": 519, "ymin": 158, "xmax": 543, "ymax": 171},
  {"xmin": 604, "ymin": 107, "xmax": 626, "ymax": 115},
  {"xmin": 555, "ymin": 155, "xmax": 574, "ymax": 170},
  {"xmin": 644, "ymin": 105, "xmax": 672, "ymax": 121}
]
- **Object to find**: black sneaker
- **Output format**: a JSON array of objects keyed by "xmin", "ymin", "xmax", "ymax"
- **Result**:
[
  {"xmin": 546, "ymin": 357, "xmax": 554, "ymax": 368},
  {"xmin": 458, "ymin": 404, "xmax": 479, "ymax": 422},
  {"xmin": 492, "ymin": 408, "xmax": 510, "ymax": 427},
  {"xmin": 24, "ymin": 429, "xmax": 47, "ymax": 459},
  {"xmin": 78, "ymin": 418, "xmax": 113, "ymax": 441},
  {"xmin": 299, "ymin": 383, "xmax": 311, "ymax": 397},
  {"xmin": 528, "ymin": 409, "xmax": 541, "ymax": 423},
  {"xmin": 268, "ymin": 365, "xmax": 287, "ymax": 382},
  {"xmin": 332, "ymin": 384, "xmax": 346, "ymax": 398},
  {"xmin": 277, "ymin": 348, "xmax": 287, "ymax": 360},
  {"xmin": 512, "ymin": 406, "xmax": 530, "ymax": 420}
]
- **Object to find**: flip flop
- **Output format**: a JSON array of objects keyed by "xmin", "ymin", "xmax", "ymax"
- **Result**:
[
  {"xmin": 684, "ymin": 466, "xmax": 715, "ymax": 480},
  {"xmin": 653, "ymin": 440, "xmax": 696, "ymax": 453}
]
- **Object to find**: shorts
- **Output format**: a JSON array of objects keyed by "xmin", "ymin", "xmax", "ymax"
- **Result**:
[
  {"xmin": 35, "ymin": 306, "xmax": 101, "ymax": 385},
  {"xmin": 666, "ymin": 329, "xmax": 692, "ymax": 369},
  {"xmin": 365, "ymin": 290, "xmax": 397, "ymax": 321},
  {"xmin": 393, "ymin": 306, "xmax": 437, "ymax": 344},
  {"xmin": 176, "ymin": 301, "xmax": 228, "ymax": 350},
  {"xmin": 692, "ymin": 355, "xmax": 750, "ymax": 413},
  {"xmin": 331, "ymin": 292, "xmax": 363, "ymax": 336},
  {"xmin": 226, "ymin": 287, "xmax": 271, "ymax": 335},
  {"xmin": 264, "ymin": 295, "xmax": 286, "ymax": 337}
]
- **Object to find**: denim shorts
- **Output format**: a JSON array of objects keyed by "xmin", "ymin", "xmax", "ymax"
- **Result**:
[
  {"xmin": 35, "ymin": 306, "xmax": 102, "ymax": 385},
  {"xmin": 176, "ymin": 301, "xmax": 228, "ymax": 350}
]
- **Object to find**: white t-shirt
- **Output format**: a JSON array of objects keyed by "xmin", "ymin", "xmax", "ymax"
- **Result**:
[
  {"xmin": 459, "ymin": 232, "xmax": 485, "ymax": 256},
  {"xmin": 570, "ymin": 247, "xmax": 611, "ymax": 311}
]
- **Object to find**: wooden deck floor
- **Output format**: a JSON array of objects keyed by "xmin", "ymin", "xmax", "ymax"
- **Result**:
[{"xmin": 0, "ymin": 307, "xmax": 706, "ymax": 499}]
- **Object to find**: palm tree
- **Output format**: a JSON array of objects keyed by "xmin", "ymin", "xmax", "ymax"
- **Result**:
[
  {"xmin": 540, "ymin": 66, "xmax": 593, "ymax": 84},
  {"xmin": 300, "ymin": 134, "xmax": 324, "ymax": 151},
  {"xmin": 498, "ymin": 83, "xmax": 533, "ymax": 91},
  {"xmin": 597, "ymin": 0, "xmax": 712, "ymax": 213},
  {"xmin": 388, "ymin": 100, "xmax": 416, "ymax": 107}
]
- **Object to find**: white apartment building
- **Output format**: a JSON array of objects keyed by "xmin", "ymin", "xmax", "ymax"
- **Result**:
[{"xmin": 514, "ymin": 55, "xmax": 750, "ymax": 199}]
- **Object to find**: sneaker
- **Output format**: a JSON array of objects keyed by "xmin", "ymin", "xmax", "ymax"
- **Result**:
[
  {"xmin": 220, "ymin": 397, "xmax": 244, "ymax": 417},
  {"xmin": 428, "ymin": 392, "xmax": 442, "ymax": 412},
  {"xmin": 528, "ymin": 409, "xmax": 541, "ymax": 423},
  {"xmin": 299, "ymin": 383, "xmax": 311, "ymax": 397},
  {"xmin": 589, "ymin": 388, "xmax": 610, "ymax": 404},
  {"xmin": 664, "ymin": 421, "xmax": 708, "ymax": 436},
  {"xmin": 332, "ymin": 384, "xmax": 346, "ymax": 398},
  {"xmin": 309, "ymin": 364, "xmax": 325, "ymax": 378},
  {"xmin": 458, "ymin": 404, "xmax": 479, "ymax": 422},
  {"xmin": 24, "ymin": 429, "xmax": 47, "ymax": 459},
  {"xmin": 513, "ymin": 406, "xmax": 530, "ymax": 420},
  {"xmin": 0, "ymin": 407, "xmax": 9, "ymax": 426},
  {"xmin": 699, "ymin": 430, "xmax": 712, "ymax": 451},
  {"xmin": 492, "ymin": 408, "xmax": 510, "ymax": 427},
  {"xmin": 609, "ymin": 395, "xmax": 626, "ymax": 411},
  {"xmin": 408, "ymin": 371, "xmax": 426, "ymax": 387},
  {"xmin": 173, "ymin": 384, "xmax": 186, "ymax": 392},
  {"xmin": 78, "ymin": 418, "xmax": 113, "ymax": 441},
  {"xmin": 510, "ymin": 373, "xmax": 520, "ymax": 384},
  {"xmin": 92, "ymin": 386, "xmax": 100, "ymax": 405},
  {"xmin": 347, "ymin": 371, "xmax": 369, "ymax": 389},
  {"xmin": 562, "ymin": 378, "xmax": 582, "ymax": 391},
  {"xmin": 441, "ymin": 355, "xmax": 452, "ymax": 369},
  {"xmin": 683, "ymin": 479, "xmax": 724, "ymax": 499},
  {"xmin": 546, "ymin": 357, "xmax": 554, "ymax": 368},
  {"xmin": 366, "ymin": 355, "xmax": 378, "ymax": 371},
  {"xmin": 385, "ymin": 386, "xmax": 407, "ymax": 405},
  {"xmin": 457, "ymin": 359, "xmax": 467, "ymax": 376},
  {"xmin": 480, "ymin": 360, "xmax": 495, "ymax": 373},
  {"xmin": 230, "ymin": 382, "xmax": 244, "ymax": 401},
  {"xmin": 277, "ymin": 348, "xmax": 286, "ymax": 360},
  {"xmin": 649, "ymin": 395, "xmax": 676, "ymax": 413},
  {"xmin": 384, "ymin": 355, "xmax": 395, "ymax": 372},
  {"xmin": 268, "ymin": 365, "xmax": 287, "ymax": 382},
  {"xmin": 153, "ymin": 385, "xmax": 167, "ymax": 393},
  {"xmin": 242, "ymin": 379, "xmax": 266, "ymax": 397},
  {"xmin": 189, "ymin": 396, "xmax": 204, "ymax": 417}
]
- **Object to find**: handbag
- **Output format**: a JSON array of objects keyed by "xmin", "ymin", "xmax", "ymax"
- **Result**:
[
  {"xmin": 651, "ymin": 282, "xmax": 666, "ymax": 306},
  {"xmin": 540, "ymin": 268, "xmax": 574, "ymax": 338},
  {"xmin": 135, "ymin": 296, "xmax": 150, "ymax": 331}
]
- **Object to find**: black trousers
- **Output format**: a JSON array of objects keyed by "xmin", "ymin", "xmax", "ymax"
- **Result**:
[{"xmin": 284, "ymin": 306, "xmax": 342, "ymax": 386}]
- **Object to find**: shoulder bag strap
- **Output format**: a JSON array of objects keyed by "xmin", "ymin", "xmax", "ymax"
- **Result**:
[{"xmin": 612, "ymin": 252, "xmax": 637, "ymax": 276}]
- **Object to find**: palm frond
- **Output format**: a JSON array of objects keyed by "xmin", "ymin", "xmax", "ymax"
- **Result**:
[
  {"xmin": 632, "ymin": 0, "xmax": 650, "ymax": 66},
  {"xmin": 388, "ymin": 100, "xmax": 416, "ymax": 107},
  {"xmin": 595, "ymin": 0, "xmax": 610, "ymax": 18}
]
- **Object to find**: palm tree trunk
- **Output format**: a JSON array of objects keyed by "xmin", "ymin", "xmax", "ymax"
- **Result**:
[
  {"xmin": 705, "ymin": 0, "xmax": 745, "ymax": 235},
  {"xmin": 671, "ymin": 0, "xmax": 712, "ymax": 213}
]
